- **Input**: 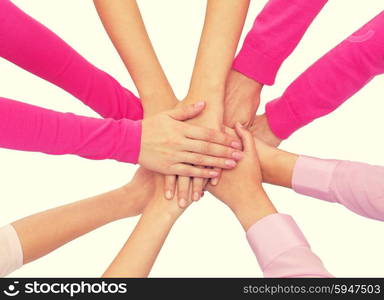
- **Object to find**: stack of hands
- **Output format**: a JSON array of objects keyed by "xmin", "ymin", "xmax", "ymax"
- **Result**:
[{"xmin": 2, "ymin": 0, "xmax": 384, "ymax": 279}]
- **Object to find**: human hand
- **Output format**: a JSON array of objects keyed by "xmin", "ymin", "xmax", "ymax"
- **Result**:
[
  {"xmin": 249, "ymin": 114, "xmax": 282, "ymax": 147},
  {"xmin": 224, "ymin": 70, "xmax": 263, "ymax": 128},
  {"xmin": 139, "ymin": 101, "xmax": 243, "ymax": 177},
  {"xmin": 208, "ymin": 123, "xmax": 277, "ymax": 230},
  {"xmin": 165, "ymin": 93, "xmax": 231, "ymax": 207}
]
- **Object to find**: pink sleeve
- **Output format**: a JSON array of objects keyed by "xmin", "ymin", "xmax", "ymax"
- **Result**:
[
  {"xmin": 246, "ymin": 213, "xmax": 331, "ymax": 277},
  {"xmin": 266, "ymin": 11, "xmax": 384, "ymax": 139},
  {"xmin": 0, "ymin": 97, "xmax": 141, "ymax": 164},
  {"xmin": 293, "ymin": 156, "xmax": 384, "ymax": 221},
  {"xmin": 0, "ymin": 0, "xmax": 142, "ymax": 121},
  {"xmin": 0, "ymin": 225, "xmax": 23, "ymax": 277},
  {"xmin": 233, "ymin": 0, "xmax": 328, "ymax": 85}
]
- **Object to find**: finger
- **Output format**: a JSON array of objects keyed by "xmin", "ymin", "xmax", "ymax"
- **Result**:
[
  {"xmin": 167, "ymin": 101, "xmax": 205, "ymax": 121},
  {"xmin": 181, "ymin": 153, "xmax": 237, "ymax": 169},
  {"xmin": 235, "ymin": 122, "xmax": 256, "ymax": 154},
  {"xmin": 177, "ymin": 176, "xmax": 191, "ymax": 208},
  {"xmin": 183, "ymin": 140, "xmax": 243, "ymax": 161},
  {"xmin": 171, "ymin": 164, "xmax": 220, "ymax": 178},
  {"xmin": 210, "ymin": 167, "xmax": 222, "ymax": 186},
  {"xmin": 164, "ymin": 175, "xmax": 176, "ymax": 200},
  {"xmin": 192, "ymin": 175, "xmax": 204, "ymax": 201},
  {"xmin": 184, "ymin": 126, "xmax": 242, "ymax": 150}
]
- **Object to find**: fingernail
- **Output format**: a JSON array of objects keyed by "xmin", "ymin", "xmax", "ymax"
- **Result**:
[
  {"xmin": 209, "ymin": 171, "xmax": 219, "ymax": 177},
  {"xmin": 179, "ymin": 198, "xmax": 187, "ymax": 208},
  {"xmin": 211, "ymin": 178, "xmax": 218, "ymax": 186},
  {"xmin": 225, "ymin": 160, "xmax": 236, "ymax": 167},
  {"xmin": 193, "ymin": 192, "xmax": 200, "ymax": 201},
  {"xmin": 232, "ymin": 151, "xmax": 243, "ymax": 160},
  {"xmin": 194, "ymin": 101, "xmax": 205, "ymax": 108},
  {"xmin": 165, "ymin": 190, "xmax": 172, "ymax": 199},
  {"xmin": 231, "ymin": 141, "xmax": 242, "ymax": 149}
]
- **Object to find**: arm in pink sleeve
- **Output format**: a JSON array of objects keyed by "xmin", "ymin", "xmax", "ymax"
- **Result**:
[
  {"xmin": 0, "ymin": 0, "xmax": 142, "ymax": 121},
  {"xmin": 233, "ymin": 0, "xmax": 328, "ymax": 85},
  {"xmin": 246, "ymin": 213, "xmax": 332, "ymax": 278},
  {"xmin": 266, "ymin": 11, "xmax": 384, "ymax": 139},
  {"xmin": 0, "ymin": 225, "xmax": 23, "ymax": 277},
  {"xmin": 0, "ymin": 97, "xmax": 141, "ymax": 164},
  {"xmin": 293, "ymin": 156, "xmax": 384, "ymax": 222}
]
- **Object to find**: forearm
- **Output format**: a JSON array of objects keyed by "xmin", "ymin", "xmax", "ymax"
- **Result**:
[
  {"xmin": 12, "ymin": 184, "xmax": 142, "ymax": 264},
  {"xmin": 103, "ymin": 207, "xmax": 178, "ymax": 278},
  {"xmin": 94, "ymin": 0, "xmax": 176, "ymax": 109},
  {"xmin": 187, "ymin": 0, "xmax": 249, "ymax": 112},
  {"xmin": 231, "ymin": 189, "xmax": 277, "ymax": 231},
  {"xmin": 233, "ymin": 0, "xmax": 328, "ymax": 85},
  {"xmin": 254, "ymin": 140, "xmax": 298, "ymax": 188}
]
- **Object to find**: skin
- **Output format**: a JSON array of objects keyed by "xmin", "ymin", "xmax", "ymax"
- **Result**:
[
  {"xmin": 140, "ymin": 102, "xmax": 241, "ymax": 178},
  {"xmin": 9, "ymin": 127, "xmax": 298, "ymax": 276},
  {"xmin": 208, "ymin": 124, "xmax": 277, "ymax": 230},
  {"xmin": 12, "ymin": 167, "xmax": 154, "ymax": 264},
  {"xmin": 94, "ymin": 0, "xmax": 245, "ymax": 204},
  {"xmin": 103, "ymin": 124, "xmax": 282, "ymax": 278},
  {"xmin": 177, "ymin": 0, "xmax": 251, "ymax": 207},
  {"xmin": 224, "ymin": 70, "xmax": 263, "ymax": 128},
  {"xmin": 250, "ymin": 114, "xmax": 282, "ymax": 147},
  {"xmin": 102, "ymin": 175, "xmax": 185, "ymax": 278}
]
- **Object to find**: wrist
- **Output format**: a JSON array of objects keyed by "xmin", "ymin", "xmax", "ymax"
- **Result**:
[
  {"xmin": 142, "ymin": 199, "xmax": 182, "ymax": 225},
  {"xmin": 231, "ymin": 189, "xmax": 277, "ymax": 231}
]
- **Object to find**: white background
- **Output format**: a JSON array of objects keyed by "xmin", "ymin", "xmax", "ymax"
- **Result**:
[{"xmin": 1, "ymin": 0, "xmax": 384, "ymax": 277}]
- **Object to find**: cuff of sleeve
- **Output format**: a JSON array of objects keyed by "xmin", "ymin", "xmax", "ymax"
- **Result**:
[
  {"xmin": 292, "ymin": 156, "xmax": 339, "ymax": 202},
  {"xmin": 265, "ymin": 96, "xmax": 303, "ymax": 139},
  {"xmin": 233, "ymin": 40, "xmax": 280, "ymax": 86},
  {"xmin": 246, "ymin": 213, "xmax": 309, "ymax": 271},
  {"xmin": 113, "ymin": 119, "xmax": 142, "ymax": 164},
  {"xmin": 0, "ymin": 225, "xmax": 23, "ymax": 277},
  {"xmin": 124, "ymin": 89, "xmax": 143, "ymax": 121}
]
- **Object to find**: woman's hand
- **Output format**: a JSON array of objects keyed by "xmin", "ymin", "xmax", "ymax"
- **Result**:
[
  {"xmin": 208, "ymin": 123, "xmax": 276, "ymax": 230},
  {"xmin": 249, "ymin": 114, "xmax": 282, "ymax": 147},
  {"xmin": 140, "ymin": 101, "xmax": 243, "ymax": 178},
  {"xmin": 224, "ymin": 70, "xmax": 263, "ymax": 128}
]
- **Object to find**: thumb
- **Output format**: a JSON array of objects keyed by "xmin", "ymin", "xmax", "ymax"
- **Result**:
[
  {"xmin": 168, "ymin": 101, "xmax": 205, "ymax": 121},
  {"xmin": 235, "ymin": 122, "xmax": 255, "ymax": 153}
]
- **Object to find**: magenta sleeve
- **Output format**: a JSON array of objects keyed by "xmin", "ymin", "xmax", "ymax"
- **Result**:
[
  {"xmin": 0, "ymin": 0, "xmax": 143, "ymax": 121},
  {"xmin": 0, "ymin": 97, "xmax": 141, "ymax": 164},
  {"xmin": 246, "ymin": 213, "xmax": 332, "ymax": 277},
  {"xmin": 233, "ymin": 0, "xmax": 328, "ymax": 85},
  {"xmin": 293, "ymin": 156, "xmax": 384, "ymax": 222},
  {"xmin": 266, "ymin": 11, "xmax": 384, "ymax": 139}
]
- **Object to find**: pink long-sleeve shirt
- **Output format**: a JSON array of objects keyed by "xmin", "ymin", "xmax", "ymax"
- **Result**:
[
  {"xmin": 0, "ymin": 0, "xmax": 143, "ymax": 163},
  {"xmin": 246, "ymin": 213, "xmax": 331, "ymax": 277},
  {"xmin": 233, "ymin": 0, "xmax": 328, "ymax": 85},
  {"xmin": 246, "ymin": 155, "xmax": 384, "ymax": 278},
  {"xmin": 293, "ymin": 156, "xmax": 384, "ymax": 222},
  {"xmin": 266, "ymin": 11, "xmax": 384, "ymax": 139}
]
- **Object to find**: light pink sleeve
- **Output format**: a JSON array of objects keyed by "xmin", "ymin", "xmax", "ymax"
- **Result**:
[
  {"xmin": 246, "ymin": 213, "xmax": 331, "ymax": 278},
  {"xmin": 233, "ymin": 0, "xmax": 328, "ymax": 85},
  {"xmin": 293, "ymin": 156, "xmax": 384, "ymax": 221},
  {"xmin": 0, "ymin": 97, "xmax": 141, "ymax": 164},
  {"xmin": 266, "ymin": 11, "xmax": 384, "ymax": 139},
  {"xmin": 0, "ymin": 225, "xmax": 23, "ymax": 277},
  {"xmin": 0, "ymin": 0, "xmax": 143, "ymax": 121}
]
